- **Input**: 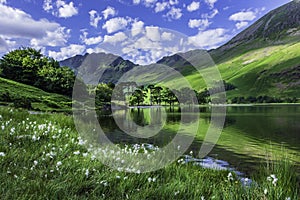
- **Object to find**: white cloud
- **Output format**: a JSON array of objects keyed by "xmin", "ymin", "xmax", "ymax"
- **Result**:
[
  {"xmin": 188, "ymin": 28, "xmax": 229, "ymax": 49},
  {"xmin": 169, "ymin": 0, "xmax": 179, "ymax": 5},
  {"xmin": 188, "ymin": 19, "xmax": 211, "ymax": 30},
  {"xmin": 131, "ymin": 20, "xmax": 144, "ymax": 36},
  {"xmin": 103, "ymin": 32, "xmax": 128, "ymax": 44},
  {"xmin": 102, "ymin": 17, "xmax": 131, "ymax": 34},
  {"xmin": 89, "ymin": 10, "xmax": 102, "ymax": 28},
  {"xmin": 0, "ymin": 0, "xmax": 6, "ymax": 4},
  {"xmin": 235, "ymin": 21, "xmax": 249, "ymax": 29},
  {"xmin": 43, "ymin": 0, "xmax": 78, "ymax": 18},
  {"xmin": 161, "ymin": 32, "xmax": 174, "ymax": 41},
  {"xmin": 30, "ymin": 27, "xmax": 70, "ymax": 47},
  {"xmin": 43, "ymin": 0, "xmax": 53, "ymax": 12},
  {"xmin": 80, "ymin": 31, "xmax": 103, "ymax": 45},
  {"xmin": 56, "ymin": 0, "xmax": 78, "ymax": 18},
  {"xmin": 0, "ymin": 4, "xmax": 69, "ymax": 47},
  {"xmin": 204, "ymin": 0, "xmax": 217, "ymax": 8},
  {"xmin": 86, "ymin": 47, "xmax": 107, "ymax": 54},
  {"xmin": 143, "ymin": 0, "xmax": 157, "ymax": 7},
  {"xmin": 133, "ymin": 0, "xmax": 140, "ymax": 5},
  {"xmin": 187, "ymin": 1, "xmax": 200, "ymax": 12},
  {"xmin": 201, "ymin": 9, "xmax": 218, "ymax": 19},
  {"xmin": 155, "ymin": 2, "xmax": 169, "ymax": 13},
  {"xmin": 164, "ymin": 7, "xmax": 182, "ymax": 20},
  {"xmin": 102, "ymin": 6, "xmax": 117, "ymax": 20},
  {"xmin": 48, "ymin": 44, "xmax": 86, "ymax": 60},
  {"xmin": 145, "ymin": 26, "xmax": 160, "ymax": 42},
  {"xmin": 229, "ymin": 11, "xmax": 256, "ymax": 21}
]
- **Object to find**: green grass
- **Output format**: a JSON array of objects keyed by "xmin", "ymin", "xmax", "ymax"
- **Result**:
[
  {"xmin": 0, "ymin": 107, "xmax": 298, "ymax": 199},
  {"xmin": 0, "ymin": 77, "xmax": 72, "ymax": 112},
  {"xmin": 158, "ymin": 41, "xmax": 300, "ymax": 100}
]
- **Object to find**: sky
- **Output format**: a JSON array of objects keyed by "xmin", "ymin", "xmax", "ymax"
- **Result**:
[{"xmin": 0, "ymin": 0, "xmax": 291, "ymax": 65}]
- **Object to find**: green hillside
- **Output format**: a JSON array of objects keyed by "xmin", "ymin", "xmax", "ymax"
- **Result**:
[{"xmin": 0, "ymin": 77, "xmax": 72, "ymax": 111}]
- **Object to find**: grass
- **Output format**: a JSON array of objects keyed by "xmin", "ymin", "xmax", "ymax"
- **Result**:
[
  {"xmin": 158, "ymin": 41, "xmax": 300, "ymax": 99},
  {"xmin": 0, "ymin": 107, "xmax": 299, "ymax": 199},
  {"xmin": 0, "ymin": 77, "xmax": 72, "ymax": 112}
]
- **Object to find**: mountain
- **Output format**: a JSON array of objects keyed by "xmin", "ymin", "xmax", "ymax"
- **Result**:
[
  {"xmin": 59, "ymin": 52, "xmax": 137, "ymax": 84},
  {"xmin": 158, "ymin": 1, "xmax": 300, "ymax": 98},
  {"xmin": 210, "ymin": 1, "xmax": 300, "ymax": 63},
  {"xmin": 60, "ymin": 1, "xmax": 300, "ymax": 99}
]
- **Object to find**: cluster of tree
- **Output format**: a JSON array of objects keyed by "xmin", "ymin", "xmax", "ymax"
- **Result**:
[
  {"xmin": 92, "ymin": 82, "xmax": 211, "ymax": 106},
  {"xmin": 0, "ymin": 47, "xmax": 75, "ymax": 96},
  {"xmin": 230, "ymin": 96, "xmax": 298, "ymax": 104}
]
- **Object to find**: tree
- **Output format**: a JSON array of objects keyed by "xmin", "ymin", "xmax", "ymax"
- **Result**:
[
  {"xmin": 0, "ymin": 47, "xmax": 76, "ymax": 97},
  {"xmin": 129, "ymin": 89, "xmax": 145, "ymax": 106}
]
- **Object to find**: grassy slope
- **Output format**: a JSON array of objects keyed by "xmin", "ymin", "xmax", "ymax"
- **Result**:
[
  {"xmin": 179, "ymin": 41, "xmax": 300, "ymax": 99},
  {"xmin": 0, "ymin": 77, "xmax": 72, "ymax": 111}
]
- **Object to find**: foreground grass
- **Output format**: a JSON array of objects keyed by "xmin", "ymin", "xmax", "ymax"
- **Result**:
[{"xmin": 0, "ymin": 107, "xmax": 298, "ymax": 199}]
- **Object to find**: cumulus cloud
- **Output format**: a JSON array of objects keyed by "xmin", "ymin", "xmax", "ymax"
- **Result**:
[
  {"xmin": 229, "ymin": 11, "xmax": 256, "ymax": 21},
  {"xmin": 161, "ymin": 32, "xmax": 174, "ymax": 41},
  {"xmin": 0, "ymin": 4, "xmax": 69, "ymax": 47},
  {"xmin": 103, "ymin": 32, "xmax": 128, "ymax": 44},
  {"xmin": 80, "ymin": 31, "xmax": 103, "ymax": 45},
  {"xmin": 143, "ymin": 0, "xmax": 157, "ymax": 7},
  {"xmin": 0, "ymin": 0, "xmax": 7, "ymax": 4},
  {"xmin": 102, "ymin": 6, "xmax": 117, "ymax": 19},
  {"xmin": 131, "ymin": 20, "xmax": 144, "ymax": 36},
  {"xmin": 235, "ymin": 21, "xmax": 248, "ymax": 29},
  {"xmin": 201, "ymin": 9, "xmax": 218, "ymax": 18},
  {"xmin": 188, "ymin": 19, "xmax": 211, "ymax": 30},
  {"xmin": 145, "ymin": 26, "xmax": 160, "ymax": 42},
  {"xmin": 102, "ymin": 17, "xmax": 131, "ymax": 34},
  {"xmin": 56, "ymin": 0, "xmax": 78, "ymax": 18},
  {"xmin": 187, "ymin": 1, "xmax": 200, "ymax": 12},
  {"xmin": 43, "ymin": 0, "xmax": 78, "ymax": 18},
  {"xmin": 133, "ymin": 0, "xmax": 141, "ymax": 5},
  {"xmin": 188, "ymin": 28, "xmax": 229, "ymax": 49},
  {"xmin": 155, "ymin": 2, "xmax": 169, "ymax": 13},
  {"xmin": 204, "ymin": 0, "xmax": 217, "ymax": 8},
  {"xmin": 89, "ymin": 10, "xmax": 102, "ymax": 28},
  {"xmin": 229, "ymin": 10, "xmax": 257, "ymax": 30},
  {"xmin": 164, "ymin": 7, "xmax": 182, "ymax": 20},
  {"xmin": 48, "ymin": 44, "xmax": 86, "ymax": 60},
  {"xmin": 169, "ymin": 0, "xmax": 179, "ymax": 5},
  {"xmin": 30, "ymin": 27, "xmax": 70, "ymax": 47}
]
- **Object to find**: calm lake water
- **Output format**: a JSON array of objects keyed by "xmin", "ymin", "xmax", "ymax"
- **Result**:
[{"xmin": 97, "ymin": 105, "xmax": 300, "ymax": 175}]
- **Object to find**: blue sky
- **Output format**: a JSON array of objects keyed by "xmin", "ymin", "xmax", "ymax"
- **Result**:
[{"xmin": 0, "ymin": 0, "xmax": 291, "ymax": 64}]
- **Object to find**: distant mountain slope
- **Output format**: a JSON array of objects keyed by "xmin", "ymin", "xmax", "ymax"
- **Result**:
[
  {"xmin": 59, "ymin": 52, "xmax": 137, "ymax": 84},
  {"xmin": 210, "ymin": 1, "xmax": 300, "ymax": 63}
]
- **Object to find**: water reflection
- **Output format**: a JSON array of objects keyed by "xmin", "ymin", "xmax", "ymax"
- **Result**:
[{"xmin": 95, "ymin": 105, "xmax": 300, "ymax": 174}]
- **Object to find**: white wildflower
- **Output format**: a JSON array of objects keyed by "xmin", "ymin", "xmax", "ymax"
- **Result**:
[
  {"xmin": 174, "ymin": 191, "xmax": 180, "ymax": 195},
  {"xmin": 264, "ymin": 188, "xmax": 268, "ymax": 195},
  {"xmin": 227, "ymin": 172, "xmax": 233, "ymax": 181},
  {"xmin": 85, "ymin": 169, "xmax": 89, "ymax": 178},
  {"xmin": 73, "ymin": 151, "xmax": 80, "ymax": 155},
  {"xmin": 0, "ymin": 152, "xmax": 5, "ymax": 157},
  {"xmin": 33, "ymin": 160, "xmax": 38, "ymax": 166},
  {"xmin": 56, "ymin": 161, "xmax": 62, "ymax": 167}
]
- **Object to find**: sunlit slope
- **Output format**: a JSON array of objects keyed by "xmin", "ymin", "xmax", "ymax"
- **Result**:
[{"xmin": 178, "ymin": 41, "xmax": 300, "ymax": 98}]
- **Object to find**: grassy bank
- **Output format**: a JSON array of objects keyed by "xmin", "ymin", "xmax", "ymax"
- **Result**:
[
  {"xmin": 0, "ymin": 77, "xmax": 72, "ymax": 112},
  {"xmin": 0, "ymin": 107, "xmax": 298, "ymax": 199}
]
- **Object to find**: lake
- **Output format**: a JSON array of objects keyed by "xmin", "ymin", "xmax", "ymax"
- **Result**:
[{"xmin": 97, "ymin": 105, "xmax": 300, "ymax": 175}]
